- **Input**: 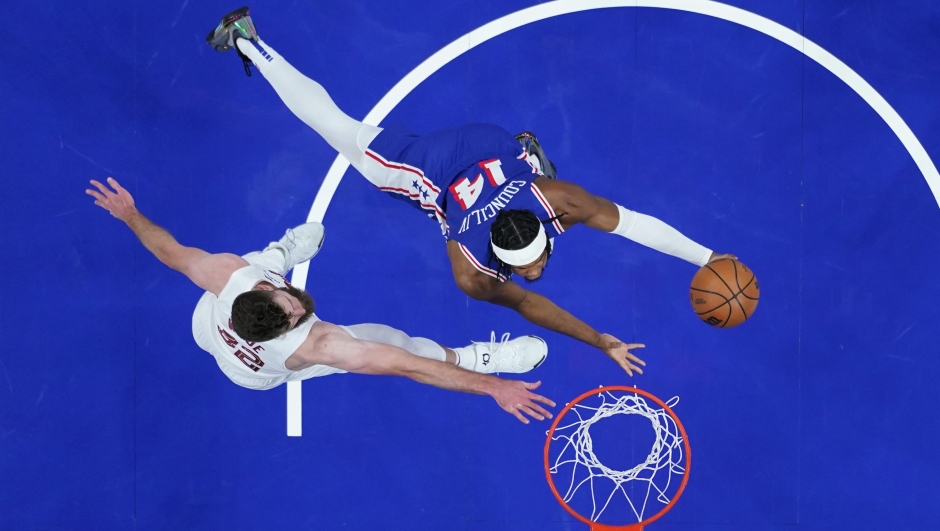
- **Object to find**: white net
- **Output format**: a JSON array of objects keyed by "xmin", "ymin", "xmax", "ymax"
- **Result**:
[{"xmin": 548, "ymin": 388, "xmax": 686, "ymax": 524}]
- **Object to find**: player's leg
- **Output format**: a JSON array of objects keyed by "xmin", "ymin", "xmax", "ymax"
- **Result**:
[
  {"xmin": 343, "ymin": 324, "xmax": 547, "ymax": 374},
  {"xmin": 221, "ymin": 31, "xmax": 381, "ymax": 173},
  {"xmin": 343, "ymin": 324, "xmax": 452, "ymax": 363},
  {"xmin": 234, "ymin": 36, "xmax": 448, "ymax": 228}
]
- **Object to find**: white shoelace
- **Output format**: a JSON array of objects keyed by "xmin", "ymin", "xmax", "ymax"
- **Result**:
[
  {"xmin": 283, "ymin": 228, "xmax": 297, "ymax": 250},
  {"xmin": 481, "ymin": 332, "xmax": 513, "ymax": 371}
]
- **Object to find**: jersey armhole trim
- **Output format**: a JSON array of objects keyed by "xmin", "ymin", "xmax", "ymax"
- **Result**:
[
  {"xmin": 530, "ymin": 183, "xmax": 565, "ymax": 234},
  {"xmin": 458, "ymin": 242, "xmax": 506, "ymax": 282}
]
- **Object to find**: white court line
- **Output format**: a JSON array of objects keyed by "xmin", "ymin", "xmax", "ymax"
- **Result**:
[{"xmin": 285, "ymin": 0, "xmax": 940, "ymax": 436}]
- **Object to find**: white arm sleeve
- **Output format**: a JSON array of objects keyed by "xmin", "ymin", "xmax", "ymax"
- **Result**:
[{"xmin": 611, "ymin": 204, "xmax": 713, "ymax": 267}]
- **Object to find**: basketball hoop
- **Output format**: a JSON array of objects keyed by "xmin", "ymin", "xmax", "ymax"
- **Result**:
[{"xmin": 544, "ymin": 386, "xmax": 691, "ymax": 531}]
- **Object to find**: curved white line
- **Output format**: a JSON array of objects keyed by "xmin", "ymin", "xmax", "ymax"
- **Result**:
[
  {"xmin": 285, "ymin": 0, "xmax": 939, "ymax": 436},
  {"xmin": 302, "ymin": 0, "xmax": 939, "ymax": 234}
]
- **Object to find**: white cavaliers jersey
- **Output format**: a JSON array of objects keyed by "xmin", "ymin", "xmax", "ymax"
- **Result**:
[{"xmin": 191, "ymin": 264, "xmax": 344, "ymax": 390}]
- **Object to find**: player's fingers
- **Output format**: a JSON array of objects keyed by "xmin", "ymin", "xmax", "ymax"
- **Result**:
[
  {"xmin": 89, "ymin": 180, "xmax": 113, "ymax": 196},
  {"xmin": 530, "ymin": 393, "xmax": 556, "ymax": 408},
  {"xmin": 631, "ymin": 363, "xmax": 644, "ymax": 375},
  {"xmin": 626, "ymin": 354, "xmax": 647, "ymax": 366},
  {"xmin": 116, "ymin": 184, "xmax": 134, "ymax": 203},
  {"xmin": 511, "ymin": 408, "xmax": 530, "ymax": 424},
  {"xmin": 624, "ymin": 343, "xmax": 645, "ymax": 350},
  {"xmin": 517, "ymin": 405, "xmax": 545, "ymax": 421},
  {"xmin": 523, "ymin": 380, "xmax": 542, "ymax": 390},
  {"xmin": 86, "ymin": 189, "xmax": 106, "ymax": 201},
  {"xmin": 526, "ymin": 402, "xmax": 552, "ymax": 419},
  {"xmin": 618, "ymin": 360, "xmax": 634, "ymax": 377},
  {"xmin": 106, "ymin": 177, "xmax": 125, "ymax": 193}
]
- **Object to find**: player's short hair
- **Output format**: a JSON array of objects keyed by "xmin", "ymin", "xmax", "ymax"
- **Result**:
[
  {"xmin": 231, "ymin": 290, "xmax": 291, "ymax": 342},
  {"xmin": 488, "ymin": 209, "xmax": 563, "ymax": 280}
]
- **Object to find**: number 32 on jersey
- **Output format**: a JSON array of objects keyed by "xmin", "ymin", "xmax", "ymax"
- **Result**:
[{"xmin": 449, "ymin": 159, "xmax": 507, "ymax": 210}]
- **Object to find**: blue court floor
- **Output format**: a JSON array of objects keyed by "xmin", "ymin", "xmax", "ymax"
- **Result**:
[{"xmin": 2, "ymin": 1, "xmax": 940, "ymax": 530}]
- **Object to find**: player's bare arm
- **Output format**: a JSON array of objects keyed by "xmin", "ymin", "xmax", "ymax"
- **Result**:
[
  {"xmin": 86, "ymin": 177, "xmax": 248, "ymax": 296},
  {"xmin": 534, "ymin": 177, "xmax": 736, "ymax": 264},
  {"xmin": 447, "ymin": 240, "xmax": 646, "ymax": 376},
  {"xmin": 290, "ymin": 321, "xmax": 556, "ymax": 423},
  {"xmin": 533, "ymin": 176, "xmax": 620, "ymax": 231}
]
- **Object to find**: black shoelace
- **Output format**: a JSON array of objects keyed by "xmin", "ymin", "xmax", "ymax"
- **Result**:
[{"xmin": 237, "ymin": 49, "xmax": 253, "ymax": 77}]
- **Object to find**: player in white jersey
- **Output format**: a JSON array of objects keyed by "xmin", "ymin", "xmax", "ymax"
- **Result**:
[{"xmin": 86, "ymin": 177, "xmax": 555, "ymax": 424}]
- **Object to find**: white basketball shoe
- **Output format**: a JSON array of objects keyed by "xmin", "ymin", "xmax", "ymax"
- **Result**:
[
  {"xmin": 265, "ymin": 222, "xmax": 325, "ymax": 271},
  {"xmin": 460, "ymin": 332, "xmax": 548, "ymax": 374}
]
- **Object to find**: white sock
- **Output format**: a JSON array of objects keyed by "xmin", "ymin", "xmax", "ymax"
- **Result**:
[{"xmin": 453, "ymin": 345, "xmax": 477, "ymax": 370}]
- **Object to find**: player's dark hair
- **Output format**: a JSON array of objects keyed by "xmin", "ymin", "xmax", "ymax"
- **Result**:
[
  {"xmin": 488, "ymin": 209, "xmax": 565, "ymax": 280},
  {"xmin": 231, "ymin": 290, "xmax": 291, "ymax": 342}
]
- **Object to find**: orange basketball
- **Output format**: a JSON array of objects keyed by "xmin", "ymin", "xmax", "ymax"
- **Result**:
[{"xmin": 689, "ymin": 258, "xmax": 759, "ymax": 328}]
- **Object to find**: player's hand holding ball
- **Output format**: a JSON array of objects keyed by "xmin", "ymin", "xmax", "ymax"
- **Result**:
[{"xmin": 690, "ymin": 255, "xmax": 759, "ymax": 328}]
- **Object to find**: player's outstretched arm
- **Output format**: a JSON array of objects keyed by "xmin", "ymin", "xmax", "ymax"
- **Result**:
[
  {"xmin": 294, "ymin": 322, "xmax": 556, "ymax": 424},
  {"xmin": 487, "ymin": 281, "xmax": 645, "ymax": 376},
  {"xmin": 446, "ymin": 243, "xmax": 645, "ymax": 376},
  {"xmin": 535, "ymin": 178, "xmax": 734, "ymax": 266},
  {"xmin": 86, "ymin": 177, "xmax": 248, "ymax": 296}
]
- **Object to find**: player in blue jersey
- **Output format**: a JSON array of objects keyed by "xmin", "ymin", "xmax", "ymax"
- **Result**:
[{"xmin": 207, "ymin": 8, "xmax": 735, "ymax": 376}]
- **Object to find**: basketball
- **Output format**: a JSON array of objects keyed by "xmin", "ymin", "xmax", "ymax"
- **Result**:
[{"xmin": 689, "ymin": 258, "xmax": 760, "ymax": 328}]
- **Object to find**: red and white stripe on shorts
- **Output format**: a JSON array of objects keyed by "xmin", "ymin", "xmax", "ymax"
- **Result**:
[{"xmin": 362, "ymin": 149, "xmax": 447, "ymax": 233}]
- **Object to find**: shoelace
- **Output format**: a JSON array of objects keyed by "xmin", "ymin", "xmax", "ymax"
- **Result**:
[
  {"xmin": 482, "ymin": 332, "xmax": 513, "ymax": 371},
  {"xmin": 282, "ymin": 228, "xmax": 297, "ymax": 250},
  {"xmin": 238, "ymin": 49, "xmax": 253, "ymax": 77}
]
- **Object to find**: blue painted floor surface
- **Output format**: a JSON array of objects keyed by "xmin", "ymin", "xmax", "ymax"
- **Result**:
[{"xmin": 2, "ymin": 1, "xmax": 939, "ymax": 529}]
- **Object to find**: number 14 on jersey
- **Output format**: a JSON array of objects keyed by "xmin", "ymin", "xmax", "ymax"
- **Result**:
[{"xmin": 449, "ymin": 159, "xmax": 507, "ymax": 210}]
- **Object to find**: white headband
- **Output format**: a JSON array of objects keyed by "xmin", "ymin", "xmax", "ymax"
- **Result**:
[{"xmin": 491, "ymin": 223, "xmax": 547, "ymax": 266}]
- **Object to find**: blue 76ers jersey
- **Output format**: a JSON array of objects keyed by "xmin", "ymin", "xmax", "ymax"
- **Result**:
[{"xmin": 364, "ymin": 123, "xmax": 565, "ymax": 280}]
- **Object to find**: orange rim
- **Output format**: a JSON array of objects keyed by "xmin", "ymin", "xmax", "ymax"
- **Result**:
[{"xmin": 543, "ymin": 385, "xmax": 691, "ymax": 529}]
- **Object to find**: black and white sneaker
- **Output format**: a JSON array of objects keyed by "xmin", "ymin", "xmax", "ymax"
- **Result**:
[
  {"xmin": 516, "ymin": 131, "xmax": 557, "ymax": 179},
  {"xmin": 463, "ymin": 332, "xmax": 548, "ymax": 374},
  {"xmin": 206, "ymin": 6, "xmax": 259, "ymax": 76}
]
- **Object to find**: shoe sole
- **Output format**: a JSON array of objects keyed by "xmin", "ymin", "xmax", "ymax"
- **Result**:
[
  {"xmin": 207, "ymin": 7, "xmax": 254, "ymax": 50},
  {"xmin": 222, "ymin": 6, "xmax": 251, "ymax": 26}
]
